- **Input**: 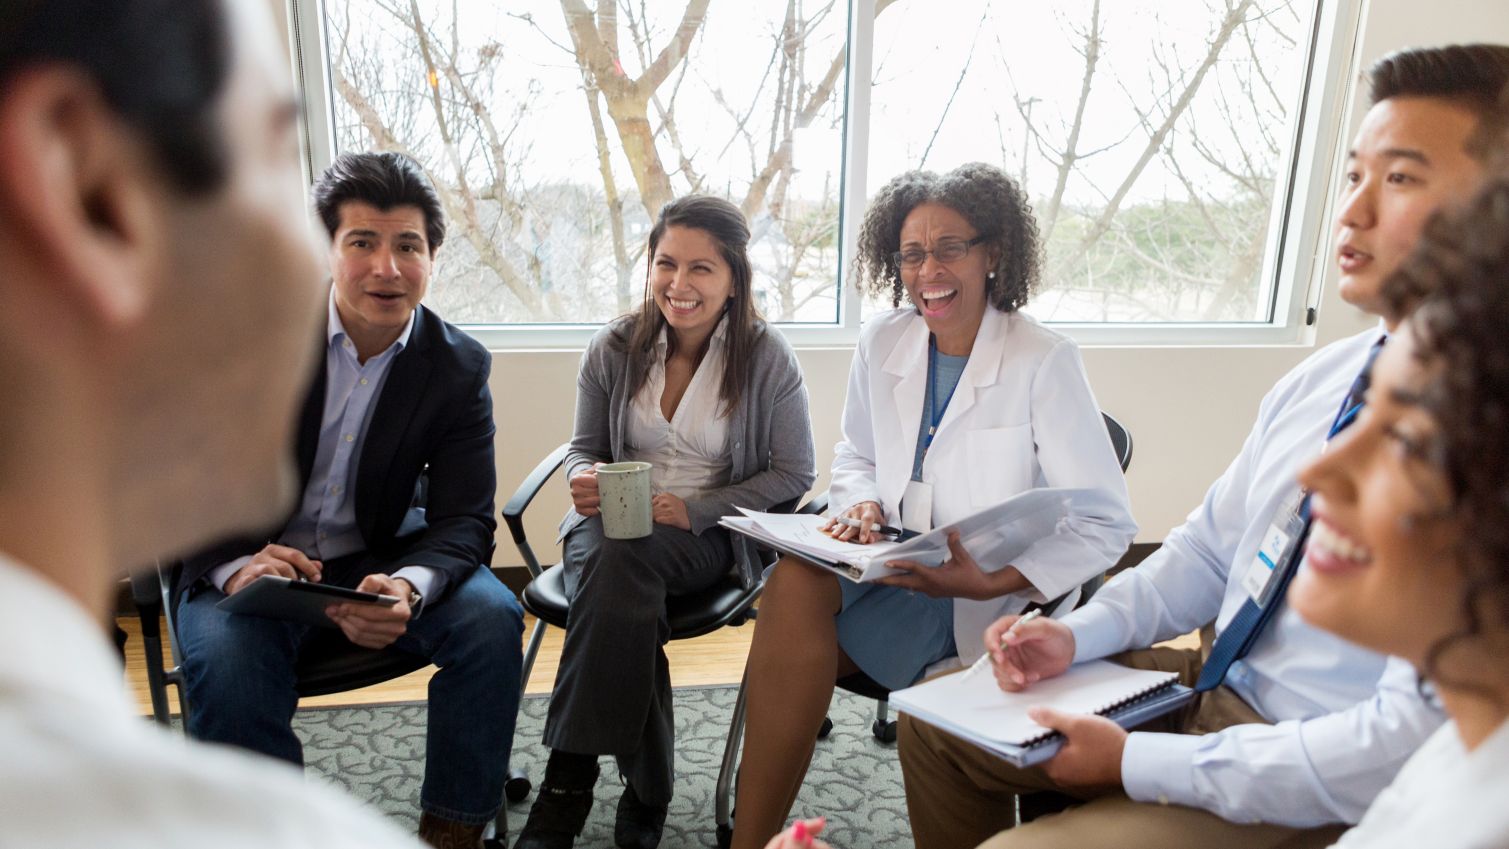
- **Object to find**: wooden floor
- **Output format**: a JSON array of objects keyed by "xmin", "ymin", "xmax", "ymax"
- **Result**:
[{"xmin": 119, "ymin": 613, "xmax": 754, "ymax": 715}]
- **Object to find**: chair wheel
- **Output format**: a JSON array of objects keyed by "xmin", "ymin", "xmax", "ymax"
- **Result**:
[
  {"xmin": 817, "ymin": 717, "xmax": 833, "ymax": 739},
  {"xmin": 716, "ymin": 822, "xmax": 734, "ymax": 849},
  {"xmin": 872, "ymin": 719, "xmax": 897, "ymax": 743},
  {"xmin": 504, "ymin": 768, "xmax": 531, "ymax": 803}
]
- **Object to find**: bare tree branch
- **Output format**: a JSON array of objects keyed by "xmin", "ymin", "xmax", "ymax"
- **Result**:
[
  {"xmin": 920, "ymin": 3, "xmax": 991, "ymax": 168},
  {"xmin": 1067, "ymin": 0, "xmax": 1257, "ymax": 261}
]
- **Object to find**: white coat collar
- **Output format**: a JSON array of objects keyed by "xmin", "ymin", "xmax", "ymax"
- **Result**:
[{"xmin": 879, "ymin": 306, "xmax": 1009, "ymax": 381}]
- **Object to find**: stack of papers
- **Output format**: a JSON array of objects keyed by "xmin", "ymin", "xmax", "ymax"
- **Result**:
[
  {"xmin": 720, "ymin": 487, "xmax": 1105, "ymax": 583},
  {"xmin": 720, "ymin": 510, "xmax": 905, "ymax": 581}
]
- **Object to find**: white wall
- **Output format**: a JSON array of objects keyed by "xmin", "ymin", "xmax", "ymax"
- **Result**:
[{"xmin": 486, "ymin": 0, "xmax": 1509, "ymax": 564}]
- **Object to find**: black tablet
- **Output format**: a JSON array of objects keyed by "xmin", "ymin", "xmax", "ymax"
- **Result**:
[{"xmin": 215, "ymin": 575, "xmax": 400, "ymax": 628}]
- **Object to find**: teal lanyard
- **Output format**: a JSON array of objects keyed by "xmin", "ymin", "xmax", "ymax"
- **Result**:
[{"xmin": 918, "ymin": 335, "xmax": 962, "ymax": 470}]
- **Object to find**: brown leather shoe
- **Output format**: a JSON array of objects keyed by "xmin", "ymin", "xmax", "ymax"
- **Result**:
[{"xmin": 418, "ymin": 811, "xmax": 489, "ymax": 849}]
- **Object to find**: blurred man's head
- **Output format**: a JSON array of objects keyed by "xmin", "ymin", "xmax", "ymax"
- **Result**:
[
  {"xmin": 1333, "ymin": 43, "xmax": 1509, "ymax": 328},
  {"xmin": 0, "ymin": 0, "xmax": 323, "ymax": 587}
]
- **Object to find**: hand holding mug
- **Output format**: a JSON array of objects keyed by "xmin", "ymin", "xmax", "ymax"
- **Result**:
[{"xmin": 570, "ymin": 462, "xmax": 606, "ymax": 516}]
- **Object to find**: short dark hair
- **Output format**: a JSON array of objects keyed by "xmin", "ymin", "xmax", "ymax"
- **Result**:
[
  {"xmin": 1470, "ymin": 80, "xmax": 1509, "ymax": 168},
  {"xmin": 312, "ymin": 152, "xmax": 447, "ymax": 254},
  {"xmin": 0, "ymin": 0, "xmax": 231, "ymax": 194},
  {"xmin": 853, "ymin": 162, "xmax": 1042, "ymax": 313},
  {"xmin": 1367, "ymin": 43, "xmax": 1509, "ymax": 132}
]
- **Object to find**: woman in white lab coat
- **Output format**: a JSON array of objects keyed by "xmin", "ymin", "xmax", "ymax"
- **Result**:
[{"xmin": 728, "ymin": 162, "xmax": 1136, "ymax": 849}]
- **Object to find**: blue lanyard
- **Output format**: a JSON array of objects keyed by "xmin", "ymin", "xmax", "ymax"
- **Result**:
[
  {"xmin": 921, "ymin": 335, "xmax": 963, "ymax": 459},
  {"xmin": 1327, "ymin": 402, "xmax": 1362, "ymax": 439},
  {"xmin": 1326, "ymin": 337, "xmax": 1385, "ymax": 440}
]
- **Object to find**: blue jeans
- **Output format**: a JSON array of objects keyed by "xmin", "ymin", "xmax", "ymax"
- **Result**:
[{"xmin": 177, "ymin": 559, "xmax": 525, "ymax": 825}]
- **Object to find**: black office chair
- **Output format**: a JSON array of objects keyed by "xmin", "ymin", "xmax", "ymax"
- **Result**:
[
  {"xmin": 132, "ymin": 551, "xmax": 530, "ymax": 836},
  {"xmin": 502, "ymin": 443, "xmax": 813, "ymax": 849}
]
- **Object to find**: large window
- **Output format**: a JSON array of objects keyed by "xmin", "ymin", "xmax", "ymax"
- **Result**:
[
  {"xmin": 322, "ymin": 0, "xmax": 848, "ymax": 325},
  {"xmin": 865, "ymin": 0, "xmax": 1314, "ymax": 324},
  {"xmin": 299, "ymin": 0, "xmax": 1345, "ymax": 341}
]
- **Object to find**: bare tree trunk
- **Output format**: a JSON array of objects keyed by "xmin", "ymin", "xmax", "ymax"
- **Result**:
[
  {"xmin": 558, "ymin": 0, "xmax": 711, "ymax": 217},
  {"xmin": 1040, "ymin": 0, "xmax": 1101, "ymax": 243}
]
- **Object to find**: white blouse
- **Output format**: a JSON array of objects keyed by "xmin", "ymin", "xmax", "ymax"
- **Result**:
[
  {"xmin": 625, "ymin": 318, "xmax": 732, "ymax": 500},
  {"xmin": 1330, "ymin": 717, "xmax": 1509, "ymax": 849}
]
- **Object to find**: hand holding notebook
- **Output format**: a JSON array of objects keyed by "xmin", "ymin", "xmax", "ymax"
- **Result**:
[
  {"xmin": 1019, "ymin": 703, "xmax": 1134, "ymax": 787},
  {"xmin": 890, "ymin": 660, "xmax": 1194, "ymax": 767}
]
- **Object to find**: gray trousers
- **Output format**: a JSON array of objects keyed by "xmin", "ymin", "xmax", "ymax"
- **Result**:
[{"xmin": 543, "ymin": 515, "xmax": 732, "ymax": 805}]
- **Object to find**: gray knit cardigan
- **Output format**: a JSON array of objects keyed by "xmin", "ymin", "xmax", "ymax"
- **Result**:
[{"xmin": 558, "ymin": 316, "xmax": 817, "ymax": 587}]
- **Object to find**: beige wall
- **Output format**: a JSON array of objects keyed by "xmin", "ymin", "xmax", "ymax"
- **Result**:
[{"xmin": 485, "ymin": 0, "xmax": 1509, "ymax": 566}]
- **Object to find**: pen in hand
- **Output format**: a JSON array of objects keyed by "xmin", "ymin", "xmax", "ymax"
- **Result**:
[
  {"xmin": 834, "ymin": 516, "xmax": 903, "ymax": 536},
  {"xmin": 961, "ymin": 608, "xmax": 1043, "ymax": 682}
]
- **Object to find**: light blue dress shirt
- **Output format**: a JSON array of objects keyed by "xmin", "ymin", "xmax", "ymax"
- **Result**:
[
  {"xmin": 1062, "ymin": 327, "xmax": 1445, "ymax": 827},
  {"xmin": 210, "ymin": 295, "xmax": 438, "ymax": 602}
]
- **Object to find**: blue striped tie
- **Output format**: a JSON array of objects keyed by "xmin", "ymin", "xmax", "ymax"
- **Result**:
[{"xmin": 1194, "ymin": 337, "xmax": 1385, "ymax": 692}]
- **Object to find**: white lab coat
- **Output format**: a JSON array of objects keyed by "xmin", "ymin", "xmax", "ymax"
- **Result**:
[{"xmin": 828, "ymin": 307, "xmax": 1137, "ymax": 662}]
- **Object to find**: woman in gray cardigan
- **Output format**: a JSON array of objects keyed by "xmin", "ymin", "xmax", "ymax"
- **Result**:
[{"xmin": 517, "ymin": 195, "xmax": 816, "ymax": 849}]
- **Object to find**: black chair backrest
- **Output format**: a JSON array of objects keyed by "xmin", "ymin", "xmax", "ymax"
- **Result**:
[{"xmin": 1102, "ymin": 412, "xmax": 1133, "ymax": 473}]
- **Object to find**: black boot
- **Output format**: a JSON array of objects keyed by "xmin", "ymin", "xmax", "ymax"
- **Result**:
[
  {"xmin": 613, "ymin": 782, "xmax": 668, "ymax": 849},
  {"xmin": 515, "ymin": 751, "xmax": 599, "ymax": 849}
]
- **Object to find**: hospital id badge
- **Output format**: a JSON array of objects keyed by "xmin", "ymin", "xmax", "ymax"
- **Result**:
[
  {"xmin": 901, "ymin": 480, "xmax": 934, "ymax": 533},
  {"xmin": 1241, "ymin": 489, "xmax": 1307, "ymax": 605}
]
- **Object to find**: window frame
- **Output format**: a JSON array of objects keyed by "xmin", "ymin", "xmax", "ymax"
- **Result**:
[{"xmin": 287, "ymin": 0, "xmax": 1363, "ymax": 350}]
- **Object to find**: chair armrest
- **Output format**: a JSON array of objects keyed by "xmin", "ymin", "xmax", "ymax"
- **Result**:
[
  {"xmin": 129, "ymin": 568, "xmax": 164, "ymax": 642},
  {"xmin": 502, "ymin": 443, "xmax": 571, "ymax": 546},
  {"xmin": 797, "ymin": 490, "xmax": 829, "ymax": 516}
]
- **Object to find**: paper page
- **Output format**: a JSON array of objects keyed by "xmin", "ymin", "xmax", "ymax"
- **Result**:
[
  {"xmin": 852, "ymin": 487, "xmax": 1117, "ymax": 580},
  {"xmin": 733, "ymin": 509, "xmax": 901, "ymax": 567},
  {"xmin": 890, "ymin": 660, "xmax": 1179, "ymax": 746}
]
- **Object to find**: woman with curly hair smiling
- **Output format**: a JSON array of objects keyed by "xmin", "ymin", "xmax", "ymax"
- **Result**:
[
  {"xmin": 728, "ymin": 163, "xmax": 1136, "ymax": 849},
  {"xmin": 1291, "ymin": 175, "xmax": 1509, "ymax": 849}
]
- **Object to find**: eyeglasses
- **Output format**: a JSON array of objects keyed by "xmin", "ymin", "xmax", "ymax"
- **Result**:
[{"xmin": 892, "ymin": 235, "xmax": 988, "ymax": 270}]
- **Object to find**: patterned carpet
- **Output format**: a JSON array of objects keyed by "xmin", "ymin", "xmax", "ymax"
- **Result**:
[{"xmin": 295, "ymin": 687, "xmax": 913, "ymax": 848}]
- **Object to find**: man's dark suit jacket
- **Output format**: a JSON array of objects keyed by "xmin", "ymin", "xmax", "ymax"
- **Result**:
[{"xmin": 180, "ymin": 304, "xmax": 496, "ymax": 604}]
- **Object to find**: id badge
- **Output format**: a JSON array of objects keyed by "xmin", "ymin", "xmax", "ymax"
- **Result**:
[
  {"xmin": 1241, "ymin": 490, "xmax": 1308, "ymax": 605},
  {"xmin": 901, "ymin": 480, "xmax": 934, "ymax": 533}
]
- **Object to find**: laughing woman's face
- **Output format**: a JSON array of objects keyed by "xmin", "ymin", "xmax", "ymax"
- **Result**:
[{"xmin": 1291, "ymin": 324, "xmax": 1464, "ymax": 667}]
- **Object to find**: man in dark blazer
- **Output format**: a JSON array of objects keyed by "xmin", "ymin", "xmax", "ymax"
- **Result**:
[{"xmin": 176, "ymin": 151, "xmax": 524, "ymax": 849}]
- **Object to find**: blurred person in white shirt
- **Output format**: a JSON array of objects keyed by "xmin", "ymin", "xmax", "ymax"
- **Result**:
[{"xmin": 0, "ymin": 1, "xmax": 426, "ymax": 846}]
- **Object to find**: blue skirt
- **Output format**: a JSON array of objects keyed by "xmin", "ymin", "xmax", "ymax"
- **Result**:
[{"xmin": 835, "ymin": 581, "xmax": 957, "ymax": 691}]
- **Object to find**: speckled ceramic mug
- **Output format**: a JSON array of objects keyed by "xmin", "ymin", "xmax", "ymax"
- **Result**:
[{"xmin": 596, "ymin": 461, "xmax": 653, "ymax": 539}]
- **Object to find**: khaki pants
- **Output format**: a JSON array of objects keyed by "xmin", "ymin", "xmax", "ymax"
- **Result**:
[{"xmin": 898, "ymin": 645, "xmax": 1348, "ymax": 849}]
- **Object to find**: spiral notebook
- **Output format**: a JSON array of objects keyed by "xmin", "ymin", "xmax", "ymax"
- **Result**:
[{"xmin": 890, "ymin": 660, "xmax": 1194, "ymax": 767}]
